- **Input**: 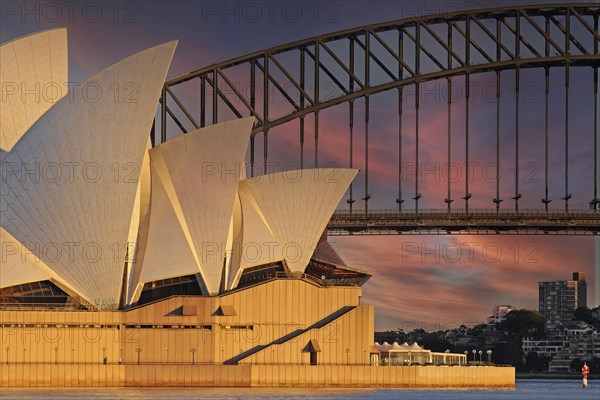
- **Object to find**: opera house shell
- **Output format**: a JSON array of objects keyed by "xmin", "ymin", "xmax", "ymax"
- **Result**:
[
  {"xmin": 0, "ymin": 29, "xmax": 512, "ymax": 388},
  {"xmin": 0, "ymin": 28, "xmax": 366, "ymax": 307},
  {"xmin": 0, "ymin": 27, "xmax": 377, "ymax": 380}
]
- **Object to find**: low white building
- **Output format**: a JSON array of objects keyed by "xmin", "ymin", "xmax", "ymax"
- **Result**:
[{"xmin": 374, "ymin": 342, "xmax": 467, "ymax": 366}]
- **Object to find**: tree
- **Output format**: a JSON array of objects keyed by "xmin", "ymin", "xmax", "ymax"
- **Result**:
[
  {"xmin": 407, "ymin": 328, "xmax": 427, "ymax": 342},
  {"xmin": 420, "ymin": 334, "xmax": 454, "ymax": 353},
  {"xmin": 591, "ymin": 307, "xmax": 600, "ymax": 322},
  {"xmin": 525, "ymin": 352, "xmax": 551, "ymax": 372},
  {"xmin": 495, "ymin": 309, "xmax": 546, "ymax": 370},
  {"xmin": 469, "ymin": 324, "xmax": 488, "ymax": 338},
  {"xmin": 497, "ymin": 309, "xmax": 546, "ymax": 340},
  {"xmin": 573, "ymin": 307, "xmax": 592, "ymax": 324}
]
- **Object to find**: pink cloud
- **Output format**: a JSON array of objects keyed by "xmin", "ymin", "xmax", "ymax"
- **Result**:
[{"xmin": 333, "ymin": 235, "xmax": 594, "ymax": 331}]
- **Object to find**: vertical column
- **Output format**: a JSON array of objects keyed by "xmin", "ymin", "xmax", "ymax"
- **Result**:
[
  {"xmin": 263, "ymin": 55, "xmax": 269, "ymax": 174},
  {"xmin": 513, "ymin": 12, "xmax": 521, "ymax": 212},
  {"xmin": 364, "ymin": 31, "xmax": 371, "ymax": 213},
  {"xmin": 446, "ymin": 79, "xmax": 452, "ymax": 211},
  {"xmin": 398, "ymin": 87, "xmax": 403, "ymax": 212},
  {"xmin": 445, "ymin": 22, "xmax": 453, "ymax": 212},
  {"xmin": 495, "ymin": 70, "xmax": 502, "ymax": 212},
  {"xmin": 397, "ymin": 29, "xmax": 404, "ymax": 212},
  {"xmin": 349, "ymin": 98, "xmax": 355, "ymax": 212},
  {"xmin": 465, "ymin": 89, "xmax": 471, "ymax": 210},
  {"xmin": 250, "ymin": 61, "xmax": 256, "ymax": 177},
  {"xmin": 212, "ymin": 69, "xmax": 218, "ymax": 125},
  {"xmin": 414, "ymin": 23, "xmax": 421, "ymax": 213},
  {"xmin": 348, "ymin": 37, "xmax": 355, "ymax": 212},
  {"xmin": 543, "ymin": 16, "xmax": 550, "ymax": 212},
  {"xmin": 314, "ymin": 40, "xmax": 320, "ymax": 169},
  {"xmin": 414, "ymin": 86, "xmax": 420, "ymax": 214},
  {"xmin": 364, "ymin": 96, "xmax": 370, "ymax": 214},
  {"xmin": 300, "ymin": 48, "xmax": 305, "ymax": 169},
  {"xmin": 464, "ymin": 16, "xmax": 471, "ymax": 213},
  {"xmin": 544, "ymin": 67, "xmax": 550, "ymax": 212},
  {"xmin": 200, "ymin": 75, "xmax": 206, "ymax": 128},
  {"xmin": 514, "ymin": 67, "xmax": 520, "ymax": 212},
  {"xmin": 595, "ymin": 68, "xmax": 599, "ymax": 210},
  {"xmin": 594, "ymin": 15, "xmax": 599, "ymax": 211},
  {"xmin": 563, "ymin": 9, "xmax": 571, "ymax": 212},
  {"xmin": 594, "ymin": 15, "xmax": 600, "ymax": 307},
  {"xmin": 596, "ymin": 65, "xmax": 600, "ymax": 308},
  {"xmin": 314, "ymin": 110, "xmax": 319, "ymax": 168},
  {"xmin": 594, "ymin": 14, "xmax": 600, "ymax": 309},
  {"xmin": 494, "ymin": 18, "xmax": 502, "ymax": 211}
]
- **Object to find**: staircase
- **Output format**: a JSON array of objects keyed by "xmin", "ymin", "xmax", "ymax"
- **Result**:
[{"xmin": 225, "ymin": 305, "xmax": 356, "ymax": 365}]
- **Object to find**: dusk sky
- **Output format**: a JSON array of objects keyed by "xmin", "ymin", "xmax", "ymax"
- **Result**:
[{"xmin": 1, "ymin": 0, "xmax": 596, "ymax": 331}]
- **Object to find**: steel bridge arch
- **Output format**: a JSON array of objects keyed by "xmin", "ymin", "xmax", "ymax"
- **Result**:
[
  {"xmin": 161, "ymin": 2, "xmax": 599, "ymax": 136},
  {"xmin": 159, "ymin": 2, "xmax": 600, "ymax": 234}
]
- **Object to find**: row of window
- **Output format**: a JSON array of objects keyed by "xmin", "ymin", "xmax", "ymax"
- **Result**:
[
  {"xmin": 123, "ymin": 325, "xmax": 213, "ymax": 330},
  {"xmin": 1, "ymin": 324, "xmax": 256, "ymax": 330},
  {"xmin": 1, "ymin": 324, "xmax": 118, "ymax": 329}
]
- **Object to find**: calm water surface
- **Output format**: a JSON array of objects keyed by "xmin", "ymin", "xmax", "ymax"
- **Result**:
[{"xmin": 1, "ymin": 380, "xmax": 598, "ymax": 399}]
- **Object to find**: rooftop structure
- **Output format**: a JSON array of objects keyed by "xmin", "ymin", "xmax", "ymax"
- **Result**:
[{"xmin": 487, "ymin": 305, "xmax": 513, "ymax": 326}]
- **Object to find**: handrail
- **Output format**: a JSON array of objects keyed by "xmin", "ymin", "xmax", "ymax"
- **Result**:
[
  {"xmin": 333, "ymin": 208, "xmax": 599, "ymax": 215},
  {"xmin": 328, "ymin": 208, "xmax": 600, "ymax": 235}
]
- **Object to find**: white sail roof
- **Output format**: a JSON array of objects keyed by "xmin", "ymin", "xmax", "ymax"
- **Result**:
[
  {"xmin": 130, "ymin": 160, "xmax": 201, "ymax": 301},
  {"xmin": 0, "ymin": 27, "xmax": 361, "ymax": 304},
  {"xmin": 0, "ymin": 232, "xmax": 50, "ymax": 288},
  {"xmin": 0, "ymin": 41, "xmax": 177, "ymax": 309},
  {"xmin": 225, "ymin": 181, "xmax": 284, "ymax": 290},
  {"xmin": 137, "ymin": 117, "xmax": 254, "ymax": 295},
  {"xmin": 237, "ymin": 169, "xmax": 358, "ymax": 273},
  {"xmin": 1, "ymin": 29, "xmax": 68, "ymax": 152}
]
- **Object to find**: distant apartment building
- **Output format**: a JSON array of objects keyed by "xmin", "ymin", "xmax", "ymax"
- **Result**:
[
  {"xmin": 522, "ymin": 337, "xmax": 566, "ymax": 358},
  {"xmin": 547, "ymin": 321, "xmax": 600, "ymax": 372},
  {"xmin": 523, "ymin": 321, "xmax": 600, "ymax": 372},
  {"xmin": 539, "ymin": 272, "xmax": 587, "ymax": 331},
  {"xmin": 487, "ymin": 305, "xmax": 513, "ymax": 326}
]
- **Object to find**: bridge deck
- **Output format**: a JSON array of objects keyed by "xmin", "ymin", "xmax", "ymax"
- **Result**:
[{"xmin": 327, "ymin": 209, "xmax": 600, "ymax": 235}]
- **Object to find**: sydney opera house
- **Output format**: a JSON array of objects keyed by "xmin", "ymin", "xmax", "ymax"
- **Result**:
[{"xmin": 0, "ymin": 29, "xmax": 512, "ymax": 387}]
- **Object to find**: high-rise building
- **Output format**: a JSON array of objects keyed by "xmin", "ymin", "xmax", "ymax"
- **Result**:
[{"xmin": 539, "ymin": 272, "xmax": 587, "ymax": 330}]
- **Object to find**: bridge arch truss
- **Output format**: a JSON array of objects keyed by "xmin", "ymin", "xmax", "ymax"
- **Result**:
[{"xmin": 158, "ymin": 3, "xmax": 600, "ymax": 235}]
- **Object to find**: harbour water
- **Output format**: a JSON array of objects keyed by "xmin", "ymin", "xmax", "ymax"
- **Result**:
[{"xmin": 0, "ymin": 380, "xmax": 598, "ymax": 399}]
